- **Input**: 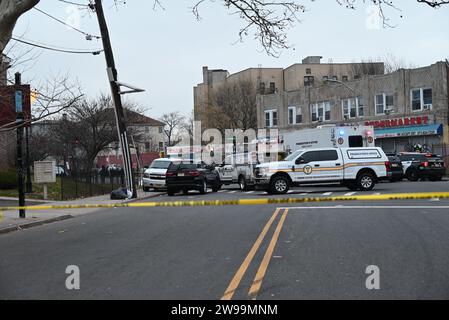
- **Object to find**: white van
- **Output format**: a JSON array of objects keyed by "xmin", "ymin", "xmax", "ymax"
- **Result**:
[{"xmin": 255, "ymin": 147, "xmax": 389, "ymax": 194}]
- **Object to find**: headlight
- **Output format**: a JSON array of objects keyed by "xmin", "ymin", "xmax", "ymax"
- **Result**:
[{"xmin": 258, "ymin": 167, "xmax": 270, "ymax": 176}]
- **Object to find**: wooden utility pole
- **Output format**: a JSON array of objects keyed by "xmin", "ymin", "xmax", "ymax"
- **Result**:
[{"xmin": 93, "ymin": 0, "xmax": 137, "ymax": 198}]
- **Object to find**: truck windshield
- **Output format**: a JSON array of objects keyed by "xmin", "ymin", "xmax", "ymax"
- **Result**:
[{"xmin": 285, "ymin": 150, "xmax": 303, "ymax": 161}]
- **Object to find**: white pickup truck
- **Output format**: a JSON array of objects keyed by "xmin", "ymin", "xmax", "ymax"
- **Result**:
[
  {"xmin": 254, "ymin": 147, "xmax": 389, "ymax": 194},
  {"xmin": 216, "ymin": 153, "xmax": 257, "ymax": 191}
]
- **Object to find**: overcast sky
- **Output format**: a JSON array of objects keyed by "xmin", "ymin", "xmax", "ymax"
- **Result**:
[{"xmin": 9, "ymin": 0, "xmax": 449, "ymax": 119}]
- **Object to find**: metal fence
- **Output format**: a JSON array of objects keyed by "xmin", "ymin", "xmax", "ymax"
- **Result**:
[{"xmin": 59, "ymin": 168, "xmax": 141, "ymax": 200}]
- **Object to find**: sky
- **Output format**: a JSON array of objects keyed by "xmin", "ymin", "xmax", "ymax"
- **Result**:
[{"xmin": 8, "ymin": 0, "xmax": 449, "ymax": 120}]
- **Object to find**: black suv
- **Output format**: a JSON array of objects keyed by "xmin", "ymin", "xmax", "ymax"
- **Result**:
[
  {"xmin": 386, "ymin": 154, "xmax": 404, "ymax": 182},
  {"xmin": 166, "ymin": 161, "xmax": 222, "ymax": 196},
  {"xmin": 398, "ymin": 153, "xmax": 446, "ymax": 181}
]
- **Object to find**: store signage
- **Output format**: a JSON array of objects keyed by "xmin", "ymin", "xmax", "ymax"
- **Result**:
[{"xmin": 365, "ymin": 116, "xmax": 430, "ymax": 128}]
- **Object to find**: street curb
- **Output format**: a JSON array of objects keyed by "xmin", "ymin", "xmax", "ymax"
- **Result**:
[
  {"xmin": 0, "ymin": 215, "xmax": 73, "ymax": 235},
  {"xmin": 0, "ymin": 192, "xmax": 165, "ymax": 235}
]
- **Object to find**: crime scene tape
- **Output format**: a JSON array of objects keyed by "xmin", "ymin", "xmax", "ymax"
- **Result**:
[{"xmin": 0, "ymin": 192, "xmax": 449, "ymax": 212}]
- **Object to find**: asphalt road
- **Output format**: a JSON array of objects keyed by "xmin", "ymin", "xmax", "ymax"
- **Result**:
[{"xmin": 1, "ymin": 180, "xmax": 449, "ymax": 299}]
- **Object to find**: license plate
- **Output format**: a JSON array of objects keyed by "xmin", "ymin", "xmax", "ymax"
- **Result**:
[
  {"xmin": 391, "ymin": 164, "xmax": 398, "ymax": 167},
  {"xmin": 434, "ymin": 164, "xmax": 441, "ymax": 167},
  {"xmin": 178, "ymin": 173, "xmax": 185, "ymax": 176}
]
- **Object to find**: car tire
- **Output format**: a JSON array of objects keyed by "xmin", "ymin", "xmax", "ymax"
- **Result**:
[
  {"xmin": 199, "ymin": 180, "xmax": 207, "ymax": 194},
  {"xmin": 212, "ymin": 178, "xmax": 221, "ymax": 192},
  {"xmin": 357, "ymin": 172, "xmax": 375, "ymax": 191},
  {"xmin": 406, "ymin": 169, "xmax": 419, "ymax": 182},
  {"xmin": 269, "ymin": 176, "xmax": 289, "ymax": 195},
  {"xmin": 238, "ymin": 176, "xmax": 248, "ymax": 191}
]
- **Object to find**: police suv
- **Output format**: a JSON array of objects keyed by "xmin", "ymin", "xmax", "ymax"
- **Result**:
[{"xmin": 254, "ymin": 147, "xmax": 389, "ymax": 194}]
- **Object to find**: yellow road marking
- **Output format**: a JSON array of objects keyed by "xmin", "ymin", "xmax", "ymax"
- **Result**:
[
  {"xmin": 248, "ymin": 209, "xmax": 289, "ymax": 300},
  {"xmin": 221, "ymin": 208, "xmax": 281, "ymax": 300},
  {"xmin": 1, "ymin": 191, "xmax": 449, "ymax": 211}
]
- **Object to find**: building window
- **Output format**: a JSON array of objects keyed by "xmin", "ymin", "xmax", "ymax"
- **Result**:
[
  {"xmin": 342, "ymin": 75, "xmax": 348, "ymax": 82},
  {"xmin": 375, "ymin": 93, "xmax": 394, "ymax": 115},
  {"xmin": 265, "ymin": 109, "xmax": 278, "ymax": 127},
  {"xmin": 331, "ymin": 76, "xmax": 338, "ymax": 81},
  {"xmin": 342, "ymin": 97, "xmax": 364, "ymax": 119},
  {"xmin": 159, "ymin": 126, "xmax": 163, "ymax": 134},
  {"xmin": 269, "ymin": 82, "xmax": 276, "ymax": 94},
  {"xmin": 304, "ymin": 76, "xmax": 314, "ymax": 87},
  {"xmin": 145, "ymin": 126, "xmax": 150, "ymax": 133},
  {"xmin": 411, "ymin": 88, "xmax": 432, "ymax": 111},
  {"xmin": 288, "ymin": 106, "xmax": 302, "ymax": 125},
  {"xmin": 145, "ymin": 142, "xmax": 150, "ymax": 152},
  {"xmin": 259, "ymin": 82, "xmax": 266, "ymax": 94},
  {"xmin": 306, "ymin": 68, "xmax": 312, "ymax": 75},
  {"xmin": 322, "ymin": 75, "xmax": 328, "ymax": 81},
  {"xmin": 311, "ymin": 102, "xmax": 330, "ymax": 122},
  {"xmin": 357, "ymin": 96, "xmax": 364, "ymax": 117},
  {"xmin": 159, "ymin": 142, "xmax": 164, "ymax": 150}
]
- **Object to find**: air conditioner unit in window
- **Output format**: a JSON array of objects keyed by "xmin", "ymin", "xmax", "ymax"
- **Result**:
[{"xmin": 423, "ymin": 104, "xmax": 432, "ymax": 110}]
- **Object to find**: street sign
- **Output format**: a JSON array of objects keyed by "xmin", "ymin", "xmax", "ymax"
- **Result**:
[
  {"xmin": 34, "ymin": 161, "xmax": 56, "ymax": 184},
  {"xmin": 15, "ymin": 90, "xmax": 23, "ymax": 113}
]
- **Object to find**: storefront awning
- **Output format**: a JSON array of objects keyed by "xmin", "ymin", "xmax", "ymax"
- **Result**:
[{"xmin": 375, "ymin": 124, "xmax": 443, "ymax": 139}]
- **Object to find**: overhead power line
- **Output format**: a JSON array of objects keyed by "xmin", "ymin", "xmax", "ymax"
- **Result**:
[
  {"xmin": 33, "ymin": 6, "xmax": 101, "ymax": 40},
  {"xmin": 11, "ymin": 37, "xmax": 103, "ymax": 55}
]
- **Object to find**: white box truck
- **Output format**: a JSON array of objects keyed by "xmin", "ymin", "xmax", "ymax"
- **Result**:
[{"xmin": 282, "ymin": 125, "xmax": 375, "ymax": 154}]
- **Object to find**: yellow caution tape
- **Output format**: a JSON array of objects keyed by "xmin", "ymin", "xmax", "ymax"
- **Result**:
[{"xmin": 0, "ymin": 192, "xmax": 448, "ymax": 212}]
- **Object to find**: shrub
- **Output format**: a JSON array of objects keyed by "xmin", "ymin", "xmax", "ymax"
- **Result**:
[{"xmin": 0, "ymin": 170, "xmax": 18, "ymax": 190}]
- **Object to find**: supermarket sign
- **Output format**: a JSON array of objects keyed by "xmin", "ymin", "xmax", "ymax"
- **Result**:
[{"xmin": 365, "ymin": 116, "xmax": 431, "ymax": 128}]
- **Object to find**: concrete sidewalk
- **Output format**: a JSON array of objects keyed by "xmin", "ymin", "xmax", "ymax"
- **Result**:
[{"xmin": 0, "ymin": 189, "xmax": 164, "ymax": 234}]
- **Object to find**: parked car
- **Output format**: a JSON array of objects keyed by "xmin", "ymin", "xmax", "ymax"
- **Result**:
[
  {"xmin": 386, "ymin": 155, "xmax": 403, "ymax": 182},
  {"xmin": 398, "ymin": 152, "xmax": 445, "ymax": 181},
  {"xmin": 142, "ymin": 158, "xmax": 182, "ymax": 192},
  {"xmin": 165, "ymin": 161, "xmax": 221, "ymax": 196}
]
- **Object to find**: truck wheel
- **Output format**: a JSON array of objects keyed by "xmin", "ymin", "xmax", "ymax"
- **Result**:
[
  {"xmin": 357, "ymin": 172, "xmax": 375, "ymax": 191},
  {"xmin": 406, "ymin": 169, "xmax": 419, "ymax": 182},
  {"xmin": 269, "ymin": 176, "xmax": 290, "ymax": 194},
  {"xmin": 238, "ymin": 176, "xmax": 248, "ymax": 191}
]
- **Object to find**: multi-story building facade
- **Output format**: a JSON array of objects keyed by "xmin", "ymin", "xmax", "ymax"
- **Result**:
[
  {"xmin": 257, "ymin": 61, "xmax": 449, "ymax": 159},
  {"xmin": 194, "ymin": 56, "xmax": 384, "ymax": 129}
]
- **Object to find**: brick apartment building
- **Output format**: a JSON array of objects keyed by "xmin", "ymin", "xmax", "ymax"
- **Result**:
[
  {"xmin": 257, "ymin": 61, "xmax": 449, "ymax": 158},
  {"xmin": 193, "ymin": 56, "xmax": 384, "ymax": 129}
]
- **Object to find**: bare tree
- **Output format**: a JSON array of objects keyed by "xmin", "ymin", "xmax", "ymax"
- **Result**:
[
  {"xmin": 206, "ymin": 79, "xmax": 257, "ymax": 132},
  {"xmin": 0, "ymin": 0, "xmax": 39, "ymax": 53},
  {"xmin": 1, "ymin": 1, "xmax": 448, "ymax": 59},
  {"xmin": 159, "ymin": 111, "xmax": 185, "ymax": 147}
]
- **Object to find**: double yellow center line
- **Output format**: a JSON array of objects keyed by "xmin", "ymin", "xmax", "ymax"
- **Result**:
[{"xmin": 221, "ymin": 208, "xmax": 289, "ymax": 300}]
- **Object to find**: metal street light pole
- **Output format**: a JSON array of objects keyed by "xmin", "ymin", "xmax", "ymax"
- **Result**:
[{"xmin": 323, "ymin": 78, "xmax": 355, "ymax": 94}]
